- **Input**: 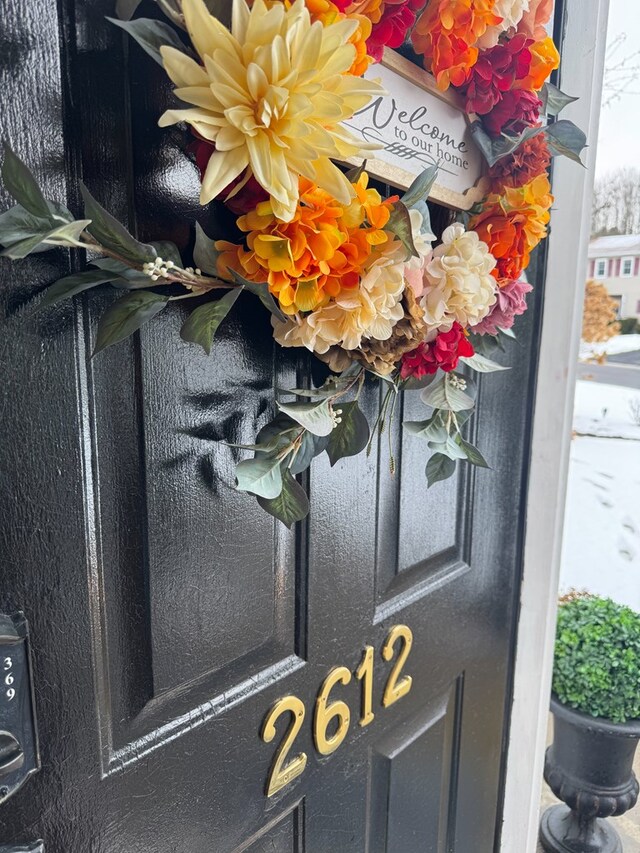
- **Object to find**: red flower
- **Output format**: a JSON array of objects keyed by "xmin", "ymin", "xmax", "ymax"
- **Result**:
[
  {"xmin": 483, "ymin": 89, "xmax": 542, "ymax": 137},
  {"xmin": 367, "ymin": 0, "xmax": 423, "ymax": 61},
  {"xmin": 401, "ymin": 323, "xmax": 475, "ymax": 379},
  {"xmin": 186, "ymin": 134, "xmax": 269, "ymax": 215},
  {"xmin": 461, "ymin": 34, "xmax": 533, "ymax": 115}
]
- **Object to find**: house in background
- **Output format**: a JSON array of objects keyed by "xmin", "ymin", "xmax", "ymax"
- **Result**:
[{"xmin": 588, "ymin": 234, "xmax": 640, "ymax": 318}]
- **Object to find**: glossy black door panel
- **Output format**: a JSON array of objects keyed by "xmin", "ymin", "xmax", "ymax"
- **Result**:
[{"xmin": 0, "ymin": 0, "xmax": 545, "ymax": 850}]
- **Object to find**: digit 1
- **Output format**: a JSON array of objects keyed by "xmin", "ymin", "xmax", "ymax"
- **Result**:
[{"xmin": 355, "ymin": 645, "xmax": 375, "ymax": 727}]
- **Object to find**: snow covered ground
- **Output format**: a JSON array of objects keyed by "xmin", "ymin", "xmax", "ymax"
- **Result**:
[
  {"xmin": 559, "ymin": 380, "xmax": 640, "ymax": 611},
  {"xmin": 579, "ymin": 333, "xmax": 640, "ymax": 361},
  {"xmin": 573, "ymin": 379, "xmax": 640, "ymax": 440}
]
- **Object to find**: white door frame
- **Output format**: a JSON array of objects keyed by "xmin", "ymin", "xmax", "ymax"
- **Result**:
[{"xmin": 501, "ymin": 0, "xmax": 610, "ymax": 850}]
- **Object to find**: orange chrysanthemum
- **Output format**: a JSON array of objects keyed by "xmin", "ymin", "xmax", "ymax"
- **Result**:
[
  {"xmin": 514, "ymin": 36, "xmax": 560, "ymax": 91},
  {"xmin": 411, "ymin": 0, "xmax": 502, "ymax": 90},
  {"xmin": 470, "ymin": 174, "xmax": 553, "ymax": 283},
  {"xmin": 215, "ymin": 175, "xmax": 395, "ymax": 313}
]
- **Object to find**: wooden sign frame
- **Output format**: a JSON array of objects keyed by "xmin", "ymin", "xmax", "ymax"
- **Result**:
[{"xmin": 343, "ymin": 48, "xmax": 487, "ymax": 211}]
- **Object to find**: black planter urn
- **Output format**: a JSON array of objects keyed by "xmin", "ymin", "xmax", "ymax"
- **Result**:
[{"xmin": 540, "ymin": 695, "xmax": 640, "ymax": 853}]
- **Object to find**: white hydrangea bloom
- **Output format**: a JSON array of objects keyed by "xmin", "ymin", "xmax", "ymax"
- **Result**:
[
  {"xmin": 477, "ymin": 0, "xmax": 530, "ymax": 49},
  {"xmin": 273, "ymin": 255, "xmax": 406, "ymax": 353},
  {"xmin": 420, "ymin": 223, "xmax": 497, "ymax": 332}
]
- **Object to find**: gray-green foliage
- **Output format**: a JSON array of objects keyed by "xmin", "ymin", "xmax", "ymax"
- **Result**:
[{"xmin": 553, "ymin": 596, "xmax": 640, "ymax": 723}]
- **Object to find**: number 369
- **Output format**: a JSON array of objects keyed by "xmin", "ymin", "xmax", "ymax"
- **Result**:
[{"xmin": 260, "ymin": 624, "xmax": 413, "ymax": 797}]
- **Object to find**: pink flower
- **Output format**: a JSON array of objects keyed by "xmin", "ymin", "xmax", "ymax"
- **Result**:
[
  {"xmin": 483, "ymin": 89, "xmax": 542, "ymax": 137},
  {"xmin": 401, "ymin": 322, "xmax": 475, "ymax": 378},
  {"xmin": 472, "ymin": 278, "xmax": 533, "ymax": 335}
]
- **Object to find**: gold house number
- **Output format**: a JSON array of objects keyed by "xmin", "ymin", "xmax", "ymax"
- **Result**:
[{"xmin": 260, "ymin": 624, "xmax": 413, "ymax": 797}]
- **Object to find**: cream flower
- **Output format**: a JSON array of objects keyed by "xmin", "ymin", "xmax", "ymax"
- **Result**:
[
  {"xmin": 158, "ymin": 0, "xmax": 383, "ymax": 222},
  {"xmin": 476, "ymin": 0, "xmax": 530, "ymax": 49},
  {"xmin": 272, "ymin": 209, "xmax": 432, "ymax": 355},
  {"xmin": 273, "ymin": 255, "xmax": 406, "ymax": 353},
  {"xmin": 420, "ymin": 223, "xmax": 497, "ymax": 332}
]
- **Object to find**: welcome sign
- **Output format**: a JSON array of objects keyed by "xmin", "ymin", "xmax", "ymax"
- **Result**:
[{"xmin": 343, "ymin": 49, "xmax": 486, "ymax": 211}]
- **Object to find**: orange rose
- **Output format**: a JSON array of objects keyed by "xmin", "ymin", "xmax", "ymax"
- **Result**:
[
  {"xmin": 470, "ymin": 205, "xmax": 530, "ymax": 283},
  {"xmin": 515, "ymin": 36, "xmax": 560, "ymax": 91},
  {"xmin": 470, "ymin": 173, "xmax": 553, "ymax": 283}
]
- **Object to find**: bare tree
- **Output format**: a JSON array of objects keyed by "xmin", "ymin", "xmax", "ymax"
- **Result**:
[
  {"xmin": 602, "ymin": 33, "xmax": 640, "ymax": 109},
  {"xmin": 591, "ymin": 167, "xmax": 640, "ymax": 236}
]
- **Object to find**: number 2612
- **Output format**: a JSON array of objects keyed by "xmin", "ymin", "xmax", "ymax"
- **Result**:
[{"xmin": 260, "ymin": 624, "xmax": 413, "ymax": 797}]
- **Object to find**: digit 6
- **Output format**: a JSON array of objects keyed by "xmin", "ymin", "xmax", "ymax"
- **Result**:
[{"xmin": 314, "ymin": 666, "xmax": 352, "ymax": 756}]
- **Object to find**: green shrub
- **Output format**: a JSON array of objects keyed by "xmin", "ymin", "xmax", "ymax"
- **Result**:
[
  {"xmin": 553, "ymin": 596, "xmax": 640, "ymax": 723},
  {"xmin": 619, "ymin": 317, "xmax": 639, "ymax": 335}
]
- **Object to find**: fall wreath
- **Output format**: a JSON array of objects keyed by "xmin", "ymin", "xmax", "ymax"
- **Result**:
[{"xmin": 0, "ymin": 0, "xmax": 585, "ymax": 525}]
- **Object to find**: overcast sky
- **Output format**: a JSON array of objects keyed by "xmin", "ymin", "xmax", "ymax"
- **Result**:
[{"xmin": 595, "ymin": 0, "xmax": 640, "ymax": 177}]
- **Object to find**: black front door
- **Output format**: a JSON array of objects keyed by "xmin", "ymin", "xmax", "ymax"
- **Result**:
[{"xmin": 0, "ymin": 1, "xmax": 545, "ymax": 850}]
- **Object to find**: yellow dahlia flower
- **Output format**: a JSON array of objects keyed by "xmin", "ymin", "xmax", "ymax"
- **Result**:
[{"xmin": 158, "ymin": 0, "xmax": 383, "ymax": 222}]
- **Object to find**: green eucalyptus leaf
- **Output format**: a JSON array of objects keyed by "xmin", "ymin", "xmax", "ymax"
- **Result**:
[
  {"xmin": 426, "ymin": 452, "xmax": 456, "ymax": 487},
  {"xmin": 289, "ymin": 430, "xmax": 316, "ymax": 476},
  {"xmin": 0, "ymin": 219, "xmax": 89, "ymax": 259},
  {"xmin": 545, "ymin": 120, "xmax": 587, "ymax": 165},
  {"xmin": 470, "ymin": 121, "xmax": 543, "ymax": 167},
  {"xmin": 41, "ymin": 219, "xmax": 92, "ymax": 248},
  {"xmin": 256, "ymin": 414, "xmax": 300, "ymax": 447},
  {"xmin": 467, "ymin": 332, "xmax": 501, "ymax": 357},
  {"xmin": 107, "ymin": 16, "xmax": 188, "ymax": 67},
  {"xmin": 386, "ymin": 201, "xmax": 418, "ymax": 259},
  {"xmin": 235, "ymin": 455, "xmax": 283, "ymax": 499},
  {"xmin": 401, "ymin": 166, "xmax": 438, "ymax": 208},
  {"xmin": 461, "ymin": 352, "xmax": 509, "ymax": 373},
  {"xmin": 281, "ymin": 373, "xmax": 354, "ymax": 399},
  {"xmin": 79, "ymin": 181, "xmax": 156, "ymax": 264},
  {"xmin": 179, "ymin": 287, "xmax": 242, "ymax": 354},
  {"xmin": 1, "ymin": 145, "xmax": 51, "ymax": 219},
  {"xmin": 403, "ymin": 372, "xmax": 438, "ymax": 391},
  {"xmin": 193, "ymin": 222, "xmax": 219, "ymax": 275},
  {"xmin": 229, "ymin": 269, "xmax": 286, "ymax": 322},
  {"xmin": 39, "ymin": 269, "xmax": 119, "ymax": 309},
  {"xmin": 224, "ymin": 435, "xmax": 287, "ymax": 453},
  {"xmin": 0, "ymin": 204, "xmax": 52, "ymax": 246},
  {"xmin": 453, "ymin": 409, "xmax": 474, "ymax": 429},
  {"xmin": 115, "ymin": 0, "xmax": 143, "ymax": 19},
  {"xmin": 277, "ymin": 399, "xmax": 335, "ymax": 437},
  {"xmin": 421, "ymin": 374, "xmax": 475, "ymax": 412},
  {"xmin": 256, "ymin": 468, "xmax": 309, "ymax": 527},
  {"xmin": 326, "ymin": 401, "xmax": 370, "ymax": 466},
  {"xmin": 94, "ymin": 291, "xmax": 168, "ymax": 354},
  {"xmin": 456, "ymin": 437, "xmax": 489, "ymax": 468},
  {"xmin": 542, "ymin": 83, "xmax": 579, "ymax": 117},
  {"xmin": 404, "ymin": 414, "xmax": 448, "ymax": 443},
  {"xmin": 91, "ymin": 257, "xmax": 151, "ymax": 288},
  {"xmin": 428, "ymin": 436, "xmax": 467, "ymax": 460},
  {"xmin": 0, "ymin": 230, "xmax": 55, "ymax": 259},
  {"xmin": 151, "ymin": 240, "xmax": 183, "ymax": 267}
]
